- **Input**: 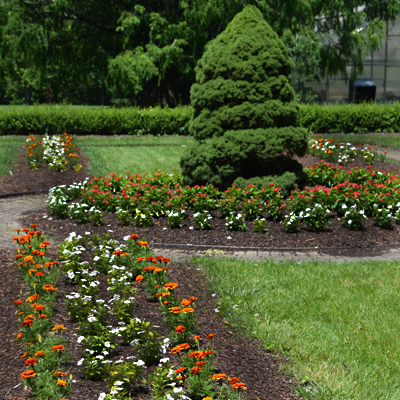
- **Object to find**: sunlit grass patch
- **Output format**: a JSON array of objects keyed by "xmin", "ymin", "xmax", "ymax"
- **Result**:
[
  {"xmin": 0, "ymin": 136, "xmax": 26, "ymax": 177},
  {"xmin": 76, "ymin": 136, "xmax": 193, "ymax": 177},
  {"xmin": 191, "ymin": 256, "xmax": 400, "ymax": 399}
]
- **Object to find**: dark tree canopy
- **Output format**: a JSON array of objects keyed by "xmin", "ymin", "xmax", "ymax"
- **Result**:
[
  {"xmin": 181, "ymin": 5, "xmax": 308, "ymax": 192},
  {"xmin": 0, "ymin": 0, "xmax": 396, "ymax": 105}
]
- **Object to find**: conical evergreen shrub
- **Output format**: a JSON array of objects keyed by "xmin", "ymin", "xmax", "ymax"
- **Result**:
[{"xmin": 181, "ymin": 5, "xmax": 308, "ymax": 192}]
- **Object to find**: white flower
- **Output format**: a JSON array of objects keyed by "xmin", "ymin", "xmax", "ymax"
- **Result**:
[
  {"xmin": 159, "ymin": 357, "xmax": 169, "ymax": 363},
  {"xmin": 212, "ymin": 293, "xmax": 216, "ymax": 297},
  {"xmin": 214, "ymin": 308, "xmax": 219, "ymax": 313},
  {"xmin": 173, "ymin": 387, "xmax": 183, "ymax": 393},
  {"xmin": 130, "ymin": 340, "xmax": 139, "ymax": 346},
  {"xmin": 77, "ymin": 358, "xmax": 84, "ymax": 366},
  {"xmin": 134, "ymin": 360, "xmax": 145, "ymax": 367},
  {"xmin": 105, "ymin": 342, "xmax": 111, "ymax": 348},
  {"xmin": 77, "ymin": 336, "xmax": 85, "ymax": 344},
  {"xmin": 87, "ymin": 316, "xmax": 97, "ymax": 322},
  {"xmin": 114, "ymin": 381, "xmax": 124, "ymax": 386},
  {"xmin": 98, "ymin": 393, "xmax": 107, "ymax": 400},
  {"xmin": 166, "ymin": 394, "xmax": 174, "ymax": 400}
]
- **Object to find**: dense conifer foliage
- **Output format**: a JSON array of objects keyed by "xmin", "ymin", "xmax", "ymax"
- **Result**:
[{"xmin": 181, "ymin": 5, "xmax": 308, "ymax": 192}]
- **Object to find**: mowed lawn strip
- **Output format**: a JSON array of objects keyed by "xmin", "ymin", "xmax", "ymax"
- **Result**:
[
  {"xmin": 75, "ymin": 136, "xmax": 193, "ymax": 177},
  {"xmin": 191, "ymin": 256, "xmax": 400, "ymax": 400},
  {"xmin": 317, "ymin": 134, "xmax": 400, "ymax": 150},
  {"xmin": 0, "ymin": 136, "xmax": 26, "ymax": 177}
]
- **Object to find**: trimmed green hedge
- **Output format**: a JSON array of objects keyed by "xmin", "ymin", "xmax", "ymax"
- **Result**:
[
  {"xmin": 0, "ymin": 105, "xmax": 192, "ymax": 136},
  {"xmin": 298, "ymin": 102, "xmax": 400, "ymax": 134},
  {"xmin": 1, "ymin": 102, "xmax": 400, "ymax": 135}
]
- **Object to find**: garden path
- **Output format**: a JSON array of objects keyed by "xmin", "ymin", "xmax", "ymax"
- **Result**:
[
  {"xmin": 377, "ymin": 146, "xmax": 400, "ymax": 161},
  {"xmin": 2, "ymin": 194, "xmax": 400, "ymax": 263}
]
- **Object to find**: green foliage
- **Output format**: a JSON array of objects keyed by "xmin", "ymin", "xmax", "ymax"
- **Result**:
[
  {"xmin": 0, "ymin": 105, "xmax": 191, "ymax": 136},
  {"xmin": 181, "ymin": 6, "xmax": 308, "ymax": 190},
  {"xmin": 298, "ymin": 102, "xmax": 400, "ymax": 134}
]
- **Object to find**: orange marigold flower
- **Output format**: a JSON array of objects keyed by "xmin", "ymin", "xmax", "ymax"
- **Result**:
[
  {"xmin": 34, "ymin": 304, "xmax": 45, "ymax": 312},
  {"xmin": 21, "ymin": 351, "xmax": 29, "ymax": 358},
  {"xmin": 24, "ymin": 256, "xmax": 34, "ymax": 264},
  {"xmin": 135, "ymin": 275, "xmax": 143, "ymax": 282},
  {"xmin": 52, "ymin": 324, "xmax": 66, "ymax": 330},
  {"xmin": 57, "ymin": 379, "xmax": 68, "ymax": 386},
  {"xmin": 15, "ymin": 254, "xmax": 23, "ymax": 259},
  {"xmin": 182, "ymin": 307, "xmax": 194, "ymax": 313},
  {"xmin": 212, "ymin": 373, "xmax": 227, "ymax": 380},
  {"xmin": 52, "ymin": 345, "xmax": 65, "ymax": 352},
  {"xmin": 175, "ymin": 367, "xmax": 186, "ymax": 375},
  {"xmin": 196, "ymin": 361, "xmax": 206, "ymax": 366},
  {"xmin": 188, "ymin": 351, "xmax": 203, "ymax": 359},
  {"xmin": 21, "ymin": 370, "xmax": 36, "ymax": 379},
  {"xmin": 35, "ymin": 351, "xmax": 46, "ymax": 358},
  {"xmin": 44, "ymin": 262, "xmax": 53, "ymax": 268},
  {"xmin": 130, "ymin": 234, "xmax": 139, "ymax": 240},
  {"xmin": 189, "ymin": 296, "xmax": 198, "ymax": 302},
  {"xmin": 16, "ymin": 332, "xmax": 23, "ymax": 339},
  {"xmin": 181, "ymin": 299, "xmax": 191, "ymax": 307},
  {"xmin": 37, "ymin": 314, "xmax": 47, "ymax": 319},
  {"xmin": 160, "ymin": 291, "xmax": 171, "ymax": 297},
  {"xmin": 137, "ymin": 257, "xmax": 146, "ymax": 262},
  {"xmin": 35, "ymin": 272, "xmax": 45, "ymax": 277},
  {"xmin": 138, "ymin": 241, "xmax": 149, "ymax": 247},
  {"xmin": 30, "ymin": 224, "xmax": 38, "ymax": 229},
  {"xmin": 27, "ymin": 294, "xmax": 39, "ymax": 303},
  {"xmin": 22, "ymin": 320, "xmax": 33, "ymax": 327},
  {"xmin": 176, "ymin": 375, "xmax": 183, "ymax": 380},
  {"xmin": 170, "ymin": 307, "xmax": 181, "ymax": 314},
  {"xmin": 191, "ymin": 366, "xmax": 202, "ymax": 375},
  {"xmin": 22, "ymin": 228, "xmax": 30, "ymax": 233},
  {"xmin": 53, "ymin": 371, "xmax": 67, "ymax": 376},
  {"xmin": 153, "ymin": 268, "xmax": 164, "ymax": 273},
  {"xmin": 232, "ymin": 382, "xmax": 247, "ymax": 390},
  {"xmin": 25, "ymin": 358, "xmax": 37, "ymax": 366},
  {"xmin": 230, "ymin": 377, "xmax": 240, "ymax": 384},
  {"xmin": 201, "ymin": 350, "xmax": 213, "ymax": 357},
  {"xmin": 155, "ymin": 292, "xmax": 164, "ymax": 298},
  {"xmin": 193, "ymin": 335, "xmax": 201, "ymax": 341},
  {"xmin": 175, "ymin": 325, "xmax": 186, "ymax": 334},
  {"xmin": 163, "ymin": 301, "xmax": 170, "ymax": 305},
  {"xmin": 207, "ymin": 333, "xmax": 216, "ymax": 340},
  {"xmin": 43, "ymin": 284, "xmax": 56, "ymax": 292},
  {"xmin": 13, "ymin": 300, "xmax": 23, "ymax": 307},
  {"xmin": 28, "ymin": 269, "xmax": 37, "ymax": 275},
  {"xmin": 147, "ymin": 256, "xmax": 156, "ymax": 262},
  {"xmin": 17, "ymin": 312, "xmax": 24, "ymax": 316},
  {"xmin": 162, "ymin": 257, "xmax": 171, "ymax": 263},
  {"xmin": 164, "ymin": 282, "xmax": 178, "ymax": 290},
  {"xmin": 202, "ymin": 398, "xmax": 213, "ymax": 400},
  {"xmin": 156, "ymin": 255, "xmax": 163, "ymax": 260}
]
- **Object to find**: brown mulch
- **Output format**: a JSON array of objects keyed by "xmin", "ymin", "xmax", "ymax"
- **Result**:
[{"xmin": 0, "ymin": 147, "xmax": 90, "ymax": 195}]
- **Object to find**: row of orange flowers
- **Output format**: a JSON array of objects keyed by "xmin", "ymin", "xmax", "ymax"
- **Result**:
[
  {"xmin": 12, "ymin": 225, "xmax": 72, "ymax": 400},
  {"xmin": 26, "ymin": 132, "xmax": 81, "ymax": 171},
  {"xmin": 133, "ymin": 238, "xmax": 248, "ymax": 399}
]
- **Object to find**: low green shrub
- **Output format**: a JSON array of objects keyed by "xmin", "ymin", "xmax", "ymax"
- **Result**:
[
  {"xmin": 2, "ymin": 102, "xmax": 400, "ymax": 136},
  {"xmin": 298, "ymin": 102, "xmax": 400, "ymax": 133},
  {"xmin": 0, "ymin": 105, "xmax": 192, "ymax": 136}
]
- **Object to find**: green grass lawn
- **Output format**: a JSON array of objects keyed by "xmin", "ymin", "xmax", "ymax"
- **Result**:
[
  {"xmin": 76, "ymin": 136, "xmax": 193, "ymax": 177},
  {"xmin": 316, "ymin": 134, "xmax": 400, "ymax": 149},
  {"xmin": 191, "ymin": 256, "xmax": 400, "ymax": 400},
  {"xmin": 0, "ymin": 136, "xmax": 26, "ymax": 177}
]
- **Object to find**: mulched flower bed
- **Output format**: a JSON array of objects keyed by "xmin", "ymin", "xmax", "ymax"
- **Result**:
[
  {"xmin": 2, "ymin": 145, "xmax": 400, "ymax": 399},
  {"xmin": 0, "ymin": 242, "xmax": 298, "ymax": 400}
]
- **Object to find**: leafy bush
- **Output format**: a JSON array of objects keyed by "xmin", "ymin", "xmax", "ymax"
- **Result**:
[
  {"xmin": 181, "ymin": 5, "xmax": 308, "ymax": 190},
  {"xmin": 0, "ymin": 105, "xmax": 192, "ymax": 136},
  {"xmin": 298, "ymin": 102, "xmax": 400, "ymax": 134}
]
